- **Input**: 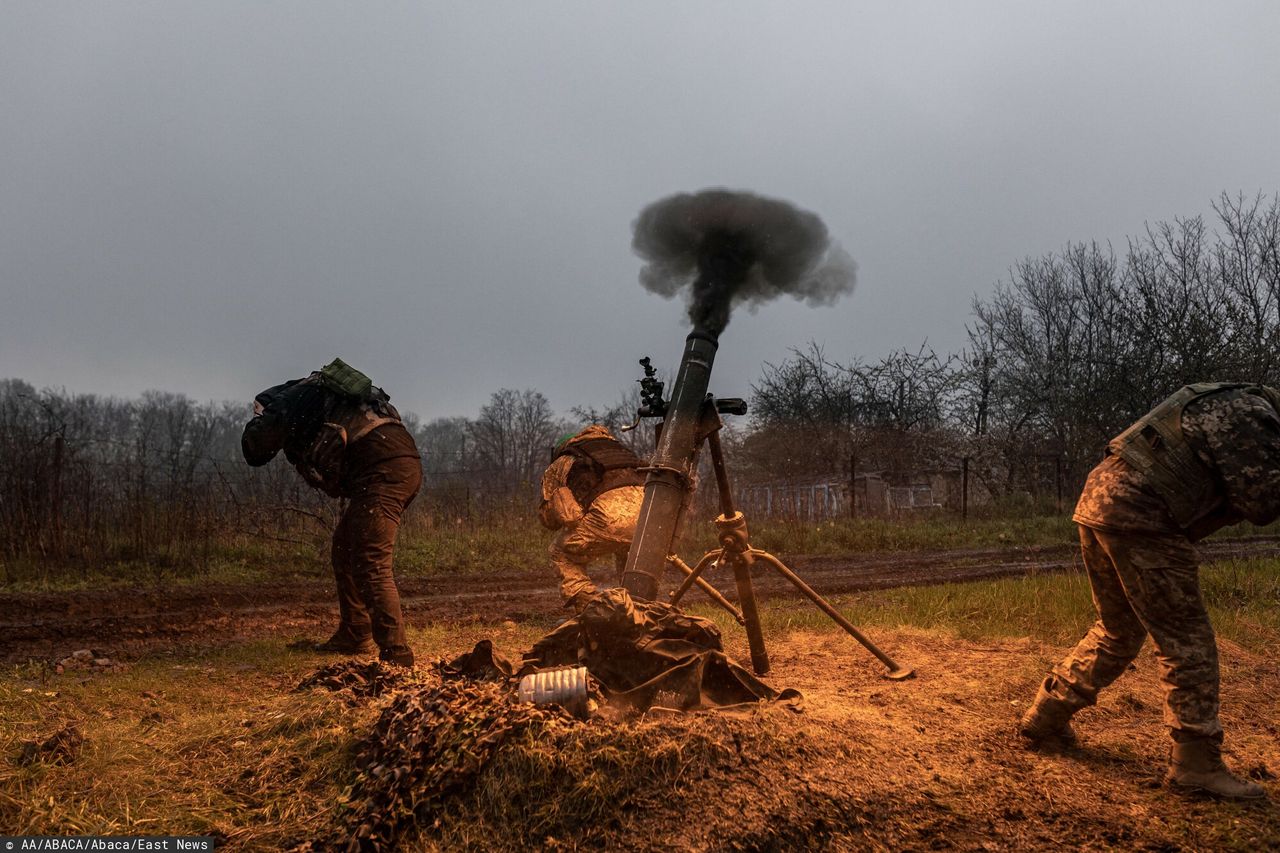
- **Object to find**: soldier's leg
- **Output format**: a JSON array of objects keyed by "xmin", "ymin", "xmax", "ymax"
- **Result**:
[
  {"xmin": 1095, "ymin": 530, "xmax": 1262, "ymax": 797},
  {"xmin": 551, "ymin": 498, "xmax": 641, "ymax": 607},
  {"xmin": 341, "ymin": 488, "xmax": 413, "ymax": 664},
  {"xmin": 1049, "ymin": 526, "xmax": 1149, "ymax": 704},
  {"xmin": 319, "ymin": 511, "xmax": 375, "ymax": 651},
  {"xmin": 1094, "ymin": 530, "xmax": 1220, "ymax": 740},
  {"xmin": 1023, "ymin": 525, "xmax": 1147, "ymax": 740},
  {"xmin": 550, "ymin": 526, "xmax": 598, "ymax": 605},
  {"xmin": 592, "ymin": 486, "xmax": 644, "ymax": 582}
]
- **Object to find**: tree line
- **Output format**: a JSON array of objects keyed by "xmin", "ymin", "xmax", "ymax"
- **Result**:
[
  {"xmin": 3, "ymin": 192, "xmax": 1277, "ymax": 578},
  {"xmin": 741, "ymin": 192, "xmax": 1280, "ymax": 503}
]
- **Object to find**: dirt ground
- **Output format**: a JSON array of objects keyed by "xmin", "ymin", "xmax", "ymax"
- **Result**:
[
  {"xmin": 580, "ymin": 626, "xmax": 1280, "ymax": 852},
  {"xmin": 4, "ymin": 539, "xmax": 1279, "ymax": 850},
  {"xmin": 5, "ymin": 536, "xmax": 1279, "ymax": 664}
]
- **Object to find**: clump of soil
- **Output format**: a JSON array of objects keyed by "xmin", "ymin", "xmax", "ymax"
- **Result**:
[{"xmin": 18, "ymin": 723, "xmax": 85, "ymax": 767}]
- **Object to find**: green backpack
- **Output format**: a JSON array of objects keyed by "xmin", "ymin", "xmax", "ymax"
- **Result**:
[{"xmin": 317, "ymin": 358, "xmax": 377, "ymax": 402}]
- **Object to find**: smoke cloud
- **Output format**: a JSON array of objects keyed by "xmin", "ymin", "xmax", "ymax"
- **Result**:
[{"xmin": 631, "ymin": 189, "xmax": 857, "ymax": 336}]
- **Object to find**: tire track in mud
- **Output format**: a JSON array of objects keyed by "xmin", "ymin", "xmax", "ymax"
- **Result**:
[{"xmin": 4, "ymin": 536, "xmax": 1279, "ymax": 661}]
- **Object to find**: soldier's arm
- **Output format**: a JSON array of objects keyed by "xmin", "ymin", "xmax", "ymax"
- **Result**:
[
  {"xmin": 1204, "ymin": 394, "xmax": 1280, "ymax": 525},
  {"xmin": 241, "ymin": 410, "xmax": 287, "ymax": 466},
  {"xmin": 538, "ymin": 455, "xmax": 583, "ymax": 529}
]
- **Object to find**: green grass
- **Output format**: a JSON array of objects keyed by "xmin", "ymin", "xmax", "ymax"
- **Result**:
[
  {"xmin": 6, "ymin": 512, "xmax": 1280, "ymax": 594},
  {"xmin": 687, "ymin": 556, "xmax": 1280, "ymax": 653}
]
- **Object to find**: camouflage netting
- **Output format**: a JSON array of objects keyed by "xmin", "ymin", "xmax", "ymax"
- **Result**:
[
  {"xmin": 295, "ymin": 660, "xmax": 411, "ymax": 704},
  {"xmin": 330, "ymin": 680, "xmax": 576, "ymax": 852}
]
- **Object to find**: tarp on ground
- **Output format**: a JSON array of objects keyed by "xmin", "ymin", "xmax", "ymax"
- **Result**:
[{"xmin": 517, "ymin": 588, "xmax": 799, "ymax": 713}]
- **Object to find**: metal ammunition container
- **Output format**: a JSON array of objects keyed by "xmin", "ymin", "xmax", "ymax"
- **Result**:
[{"xmin": 517, "ymin": 665, "xmax": 591, "ymax": 719}]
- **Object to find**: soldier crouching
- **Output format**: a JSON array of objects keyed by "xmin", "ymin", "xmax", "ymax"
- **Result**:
[
  {"xmin": 538, "ymin": 425, "xmax": 645, "ymax": 611},
  {"xmin": 1020, "ymin": 382, "xmax": 1280, "ymax": 799}
]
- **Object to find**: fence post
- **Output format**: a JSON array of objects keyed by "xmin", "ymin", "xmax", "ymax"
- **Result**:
[
  {"xmin": 51, "ymin": 432, "xmax": 65, "ymax": 559},
  {"xmin": 961, "ymin": 456, "xmax": 970, "ymax": 523},
  {"xmin": 1055, "ymin": 455, "xmax": 1063, "ymax": 513},
  {"xmin": 848, "ymin": 453, "xmax": 856, "ymax": 520}
]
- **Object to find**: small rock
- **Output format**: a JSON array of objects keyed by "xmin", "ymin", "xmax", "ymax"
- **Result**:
[
  {"xmin": 93, "ymin": 659, "xmax": 113, "ymax": 667},
  {"xmin": 72, "ymin": 650, "xmax": 93, "ymax": 660}
]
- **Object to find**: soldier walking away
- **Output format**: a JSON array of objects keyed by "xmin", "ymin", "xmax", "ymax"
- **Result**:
[
  {"xmin": 241, "ymin": 358, "xmax": 422, "ymax": 667},
  {"xmin": 539, "ymin": 425, "xmax": 646, "ymax": 612},
  {"xmin": 1020, "ymin": 382, "xmax": 1280, "ymax": 799}
]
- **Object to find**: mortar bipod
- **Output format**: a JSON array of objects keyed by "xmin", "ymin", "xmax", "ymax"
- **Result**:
[{"xmin": 668, "ymin": 403, "xmax": 915, "ymax": 681}]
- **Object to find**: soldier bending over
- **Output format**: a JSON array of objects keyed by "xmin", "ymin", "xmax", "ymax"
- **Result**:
[
  {"xmin": 242, "ymin": 359, "xmax": 422, "ymax": 667},
  {"xmin": 1021, "ymin": 382, "xmax": 1280, "ymax": 799},
  {"xmin": 539, "ymin": 425, "xmax": 645, "ymax": 611}
]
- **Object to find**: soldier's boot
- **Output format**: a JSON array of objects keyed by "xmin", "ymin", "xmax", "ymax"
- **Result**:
[
  {"xmin": 1019, "ymin": 678, "xmax": 1080, "ymax": 744},
  {"xmin": 378, "ymin": 645, "xmax": 416, "ymax": 668},
  {"xmin": 1166, "ymin": 738, "xmax": 1266, "ymax": 799},
  {"xmin": 314, "ymin": 626, "xmax": 377, "ymax": 655}
]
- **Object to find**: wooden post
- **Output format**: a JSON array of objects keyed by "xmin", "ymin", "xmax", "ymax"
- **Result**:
[
  {"xmin": 961, "ymin": 456, "xmax": 970, "ymax": 523},
  {"xmin": 1055, "ymin": 455, "xmax": 1063, "ymax": 513},
  {"xmin": 51, "ymin": 432, "xmax": 65, "ymax": 559},
  {"xmin": 848, "ymin": 452, "xmax": 857, "ymax": 519}
]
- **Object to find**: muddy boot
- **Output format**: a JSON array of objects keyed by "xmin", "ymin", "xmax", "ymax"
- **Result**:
[
  {"xmin": 314, "ymin": 627, "xmax": 377, "ymax": 655},
  {"xmin": 379, "ymin": 645, "xmax": 415, "ymax": 668},
  {"xmin": 1019, "ymin": 678, "xmax": 1080, "ymax": 744},
  {"xmin": 1166, "ymin": 738, "xmax": 1266, "ymax": 799}
]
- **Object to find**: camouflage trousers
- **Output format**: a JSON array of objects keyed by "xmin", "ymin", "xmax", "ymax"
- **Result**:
[
  {"xmin": 549, "ymin": 486, "xmax": 644, "ymax": 604},
  {"xmin": 1043, "ymin": 525, "xmax": 1221, "ymax": 740}
]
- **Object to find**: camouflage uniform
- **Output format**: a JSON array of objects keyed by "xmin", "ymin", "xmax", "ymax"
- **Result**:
[
  {"xmin": 242, "ymin": 368, "xmax": 422, "ymax": 665},
  {"xmin": 1038, "ymin": 385, "xmax": 1280, "ymax": 742},
  {"xmin": 540, "ymin": 426, "xmax": 646, "ymax": 606}
]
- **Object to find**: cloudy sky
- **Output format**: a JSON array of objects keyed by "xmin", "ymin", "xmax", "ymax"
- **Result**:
[{"xmin": 3, "ymin": 2, "xmax": 1278, "ymax": 421}]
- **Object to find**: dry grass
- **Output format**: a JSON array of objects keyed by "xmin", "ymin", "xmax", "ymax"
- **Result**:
[{"xmin": 3, "ymin": 566, "xmax": 1279, "ymax": 851}]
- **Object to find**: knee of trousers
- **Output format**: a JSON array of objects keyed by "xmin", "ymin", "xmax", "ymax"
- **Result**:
[{"xmin": 1092, "ymin": 625, "xmax": 1147, "ymax": 660}]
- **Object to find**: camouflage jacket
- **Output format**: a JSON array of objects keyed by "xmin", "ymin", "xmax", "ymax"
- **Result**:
[
  {"xmin": 1074, "ymin": 386, "xmax": 1280, "ymax": 539},
  {"xmin": 538, "ymin": 427, "xmax": 644, "ymax": 530}
]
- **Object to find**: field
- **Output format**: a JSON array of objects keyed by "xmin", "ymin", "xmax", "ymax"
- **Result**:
[{"xmin": 2, "ymin": 517, "xmax": 1279, "ymax": 850}]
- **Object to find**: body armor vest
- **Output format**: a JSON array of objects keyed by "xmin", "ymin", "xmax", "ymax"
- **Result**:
[
  {"xmin": 1107, "ymin": 382, "xmax": 1256, "ymax": 529},
  {"xmin": 560, "ymin": 436, "xmax": 645, "ymax": 508},
  {"xmin": 285, "ymin": 375, "xmax": 401, "ymax": 496}
]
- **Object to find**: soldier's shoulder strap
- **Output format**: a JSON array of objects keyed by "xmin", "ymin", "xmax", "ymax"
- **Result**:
[{"xmin": 564, "ymin": 436, "xmax": 642, "ymax": 471}]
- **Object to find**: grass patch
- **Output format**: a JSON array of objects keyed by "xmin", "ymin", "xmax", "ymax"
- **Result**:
[
  {"xmin": 9, "ymin": 511, "xmax": 1280, "ymax": 593},
  {"xmin": 688, "ymin": 556, "xmax": 1280, "ymax": 653}
]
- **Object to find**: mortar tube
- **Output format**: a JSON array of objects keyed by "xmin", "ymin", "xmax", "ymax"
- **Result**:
[{"xmin": 622, "ymin": 328, "xmax": 719, "ymax": 601}]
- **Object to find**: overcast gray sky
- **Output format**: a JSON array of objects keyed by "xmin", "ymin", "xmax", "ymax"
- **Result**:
[{"xmin": 3, "ymin": 2, "xmax": 1278, "ymax": 421}]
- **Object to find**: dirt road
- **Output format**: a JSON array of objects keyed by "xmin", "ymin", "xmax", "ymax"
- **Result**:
[{"xmin": 4, "ymin": 536, "xmax": 1279, "ymax": 663}]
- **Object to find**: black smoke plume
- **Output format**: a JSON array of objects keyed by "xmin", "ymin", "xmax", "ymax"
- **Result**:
[{"xmin": 631, "ymin": 189, "xmax": 856, "ymax": 336}]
